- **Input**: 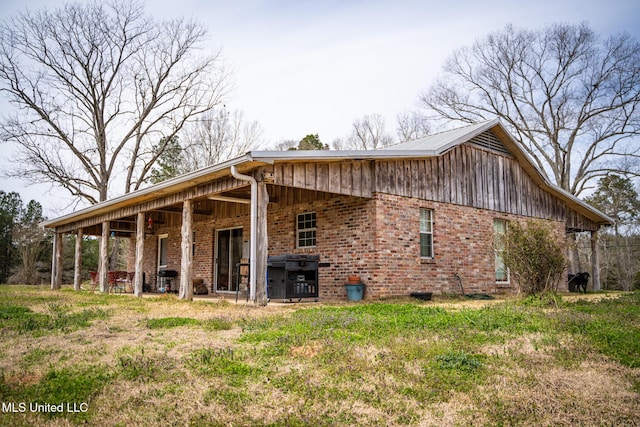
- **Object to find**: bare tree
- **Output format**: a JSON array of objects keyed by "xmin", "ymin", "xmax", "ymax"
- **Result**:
[
  {"xmin": 275, "ymin": 139, "xmax": 299, "ymax": 151},
  {"xmin": 10, "ymin": 200, "xmax": 48, "ymax": 285},
  {"xmin": 585, "ymin": 175, "xmax": 640, "ymax": 290},
  {"xmin": 336, "ymin": 114, "xmax": 394, "ymax": 150},
  {"xmin": 420, "ymin": 23, "xmax": 640, "ymax": 195},
  {"xmin": 180, "ymin": 107, "xmax": 262, "ymax": 171},
  {"xmin": 396, "ymin": 110, "xmax": 432, "ymax": 141},
  {"xmin": 0, "ymin": 0, "xmax": 230, "ymax": 203}
]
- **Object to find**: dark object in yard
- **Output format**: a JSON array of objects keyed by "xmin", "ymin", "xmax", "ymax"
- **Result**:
[
  {"xmin": 568, "ymin": 272, "xmax": 590, "ymax": 293},
  {"xmin": 454, "ymin": 272, "xmax": 494, "ymax": 300},
  {"xmin": 464, "ymin": 293, "xmax": 495, "ymax": 300},
  {"xmin": 193, "ymin": 278, "xmax": 208, "ymax": 295},
  {"xmin": 410, "ymin": 292, "xmax": 433, "ymax": 301}
]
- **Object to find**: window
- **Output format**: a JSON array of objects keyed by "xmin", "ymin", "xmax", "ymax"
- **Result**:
[
  {"xmin": 420, "ymin": 209, "xmax": 434, "ymax": 258},
  {"xmin": 158, "ymin": 234, "xmax": 168, "ymax": 270},
  {"xmin": 494, "ymin": 219, "xmax": 509, "ymax": 283},
  {"xmin": 297, "ymin": 212, "xmax": 316, "ymax": 248}
]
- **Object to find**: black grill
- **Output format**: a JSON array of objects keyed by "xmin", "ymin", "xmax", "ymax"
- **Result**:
[
  {"xmin": 157, "ymin": 269, "xmax": 178, "ymax": 278},
  {"xmin": 267, "ymin": 254, "xmax": 319, "ymax": 302},
  {"xmin": 157, "ymin": 269, "xmax": 178, "ymax": 293}
]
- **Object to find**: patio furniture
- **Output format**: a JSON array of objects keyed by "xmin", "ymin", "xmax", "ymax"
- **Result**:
[
  {"xmin": 108, "ymin": 271, "xmax": 130, "ymax": 293},
  {"xmin": 89, "ymin": 271, "xmax": 98, "ymax": 292},
  {"xmin": 193, "ymin": 278, "xmax": 208, "ymax": 295},
  {"xmin": 126, "ymin": 272, "xmax": 135, "ymax": 293},
  {"xmin": 235, "ymin": 260, "xmax": 250, "ymax": 303}
]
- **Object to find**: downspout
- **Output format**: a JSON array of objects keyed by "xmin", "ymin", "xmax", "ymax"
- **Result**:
[{"xmin": 230, "ymin": 165, "xmax": 257, "ymax": 302}]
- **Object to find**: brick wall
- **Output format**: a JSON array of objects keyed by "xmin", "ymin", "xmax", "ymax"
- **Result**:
[
  {"xmin": 132, "ymin": 190, "xmax": 567, "ymax": 299},
  {"xmin": 369, "ymin": 193, "xmax": 567, "ymax": 297},
  {"xmin": 268, "ymin": 194, "xmax": 375, "ymax": 300},
  {"xmin": 142, "ymin": 228, "xmax": 181, "ymax": 290},
  {"xmin": 141, "ymin": 212, "xmax": 251, "ymax": 292}
]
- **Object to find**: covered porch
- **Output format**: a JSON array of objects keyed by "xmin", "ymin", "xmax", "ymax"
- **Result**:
[{"xmin": 43, "ymin": 155, "xmax": 374, "ymax": 303}]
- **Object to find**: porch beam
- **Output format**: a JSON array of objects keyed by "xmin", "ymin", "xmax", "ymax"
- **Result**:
[
  {"xmin": 591, "ymin": 229, "xmax": 601, "ymax": 292},
  {"xmin": 99, "ymin": 221, "xmax": 109, "ymax": 293},
  {"xmin": 155, "ymin": 206, "xmax": 212, "ymax": 216},
  {"xmin": 255, "ymin": 180, "xmax": 269, "ymax": 305},
  {"xmin": 108, "ymin": 227, "xmax": 136, "ymax": 233},
  {"xmin": 50, "ymin": 230, "xmax": 63, "ymax": 290},
  {"xmin": 73, "ymin": 228, "xmax": 83, "ymax": 291},
  {"xmin": 207, "ymin": 195, "xmax": 251, "ymax": 204},
  {"xmin": 179, "ymin": 199, "xmax": 194, "ymax": 301},
  {"xmin": 54, "ymin": 175, "xmax": 244, "ymax": 233},
  {"xmin": 134, "ymin": 212, "xmax": 145, "ymax": 297}
]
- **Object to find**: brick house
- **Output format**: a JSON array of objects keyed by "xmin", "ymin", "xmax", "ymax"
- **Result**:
[{"xmin": 43, "ymin": 119, "xmax": 611, "ymax": 302}]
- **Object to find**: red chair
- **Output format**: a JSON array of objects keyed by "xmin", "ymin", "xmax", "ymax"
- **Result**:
[
  {"xmin": 89, "ymin": 271, "xmax": 98, "ymax": 292},
  {"xmin": 126, "ymin": 272, "xmax": 135, "ymax": 293},
  {"xmin": 107, "ymin": 271, "xmax": 124, "ymax": 293}
]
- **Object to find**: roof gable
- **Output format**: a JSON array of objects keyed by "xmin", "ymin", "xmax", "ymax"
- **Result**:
[
  {"xmin": 468, "ymin": 130, "xmax": 513, "ymax": 157},
  {"xmin": 380, "ymin": 120, "xmax": 502, "ymax": 154}
]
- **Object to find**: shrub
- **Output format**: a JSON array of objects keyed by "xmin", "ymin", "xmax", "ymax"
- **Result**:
[{"xmin": 498, "ymin": 220, "xmax": 567, "ymax": 295}]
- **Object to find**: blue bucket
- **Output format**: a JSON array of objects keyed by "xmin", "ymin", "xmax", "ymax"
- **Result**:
[{"xmin": 345, "ymin": 284, "xmax": 364, "ymax": 301}]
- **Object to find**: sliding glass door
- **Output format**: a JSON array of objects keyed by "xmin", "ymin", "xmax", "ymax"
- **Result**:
[{"xmin": 214, "ymin": 228, "xmax": 243, "ymax": 292}]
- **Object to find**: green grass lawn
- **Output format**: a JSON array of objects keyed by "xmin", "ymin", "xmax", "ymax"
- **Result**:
[{"xmin": 0, "ymin": 286, "xmax": 639, "ymax": 426}]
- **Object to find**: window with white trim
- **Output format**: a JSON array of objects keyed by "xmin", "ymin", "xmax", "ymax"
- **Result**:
[
  {"xmin": 420, "ymin": 208, "xmax": 434, "ymax": 258},
  {"xmin": 494, "ymin": 219, "xmax": 509, "ymax": 283},
  {"xmin": 158, "ymin": 234, "xmax": 168, "ymax": 270},
  {"xmin": 296, "ymin": 212, "xmax": 316, "ymax": 248}
]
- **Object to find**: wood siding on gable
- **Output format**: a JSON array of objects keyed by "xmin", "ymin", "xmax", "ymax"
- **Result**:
[
  {"xmin": 566, "ymin": 208, "xmax": 600, "ymax": 232},
  {"xmin": 375, "ymin": 144, "xmax": 568, "ymax": 222},
  {"xmin": 273, "ymin": 160, "xmax": 372, "ymax": 198},
  {"xmin": 270, "ymin": 146, "xmax": 599, "ymax": 230}
]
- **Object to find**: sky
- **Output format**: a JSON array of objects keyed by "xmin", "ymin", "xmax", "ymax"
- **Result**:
[{"xmin": 1, "ymin": 0, "xmax": 639, "ymax": 216}]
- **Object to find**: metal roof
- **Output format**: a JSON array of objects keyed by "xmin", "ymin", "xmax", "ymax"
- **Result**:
[
  {"xmin": 380, "ymin": 119, "xmax": 499, "ymax": 153},
  {"xmin": 41, "ymin": 119, "xmax": 612, "ymax": 229}
]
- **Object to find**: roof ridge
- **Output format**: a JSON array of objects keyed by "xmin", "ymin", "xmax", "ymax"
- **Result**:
[{"xmin": 380, "ymin": 118, "xmax": 498, "ymax": 150}]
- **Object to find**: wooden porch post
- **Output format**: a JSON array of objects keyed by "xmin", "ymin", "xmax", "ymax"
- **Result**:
[
  {"xmin": 591, "ymin": 229, "xmax": 601, "ymax": 292},
  {"xmin": 73, "ymin": 228, "xmax": 83, "ymax": 291},
  {"xmin": 568, "ymin": 232, "xmax": 580, "ymax": 273},
  {"xmin": 179, "ymin": 199, "xmax": 194, "ymax": 301},
  {"xmin": 99, "ymin": 221, "xmax": 109, "ymax": 293},
  {"xmin": 50, "ymin": 230, "xmax": 63, "ymax": 290},
  {"xmin": 255, "ymin": 180, "xmax": 269, "ymax": 306},
  {"xmin": 134, "ymin": 212, "xmax": 145, "ymax": 297}
]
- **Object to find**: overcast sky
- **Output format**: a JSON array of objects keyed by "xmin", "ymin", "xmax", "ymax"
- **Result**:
[{"xmin": 1, "ymin": 0, "xmax": 639, "ymax": 215}]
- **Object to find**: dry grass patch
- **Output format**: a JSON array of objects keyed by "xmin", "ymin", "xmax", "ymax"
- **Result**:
[
  {"xmin": 417, "ymin": 392, "xmax": 485, "ymax": 427},
  {"xmin": 2, "ymin": 286, "xmax": 639, "ymax": 426},
  {"xmin": 477, "ymin": 360, "xmax": 640, "ymax": 426}
]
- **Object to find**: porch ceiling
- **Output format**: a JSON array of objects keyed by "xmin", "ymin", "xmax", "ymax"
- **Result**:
[
  {"xmin": 50, "ymin": 181, "xmax": 355, "ymax": 236},
  {"xmin": 42, "ymin": 157, "xmax": 264, "ymax": 233}
]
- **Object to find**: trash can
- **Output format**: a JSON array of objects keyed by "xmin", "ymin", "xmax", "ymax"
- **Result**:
[{"xmin": 267, "ymin": 254, "xmax": 319, "ymax": 302}]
